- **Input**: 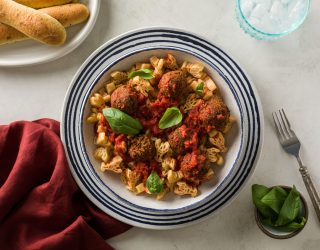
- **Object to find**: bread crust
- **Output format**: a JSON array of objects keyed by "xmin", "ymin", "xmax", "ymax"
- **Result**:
[
  {"xmin": 0, "ymin": 0, "xmax": 67, "ymax": 45},
  {"xmin": 0, "ymin": 3, "xmax": 89, "ymax": 45},
  {"xmin": 14, "ymin": 0, "xmax": 74, "ymax": 9}
]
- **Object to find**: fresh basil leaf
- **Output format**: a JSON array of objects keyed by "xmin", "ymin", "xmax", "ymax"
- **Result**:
[
  {"xmin": 261, "ymin": 187, "xmax": 288, "ymax": 214},
  {"xmin": 261, "ymin": 217, "xmax": 275, "ymax": 227},
  {"xmin": 252, "ymin": 184, "xmax": 277, "ymax": 219},
  {"xmin": 128, "ymin": 69, "xmax": 154, "ymax": 80},
  {"xmin": 103, "ymin": 108, "xmax": 143, "ymax": 135},
  {"xmin": 275, "ymin": 185, "xmax": 301, "ymax": 226},
  {"xmin": 146, "ymin": 171, "xmax": 164, "ymax": 194},
  {"xmin": 159, "ymin": 107, "xmax": 183, "ymax": 129},
  {"xmin": 262, "ymin": 216, "xmax": 306, "ymax": 232},
  {"xmin": 281, "ymin": 217, "xmax": 306, "ymax": 231},
  {"xmin": 195, "ymin": 82, "xmax": 204, "ymax": 94}
]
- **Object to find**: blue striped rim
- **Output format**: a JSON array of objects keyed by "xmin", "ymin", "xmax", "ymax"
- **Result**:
[
  {"xmin": 62, "ymin": 28, "xmax": 262, "ymax": 227},
  {"xmin": 65, "ymin": 29, "xmax": 260, "ymax": 221}
]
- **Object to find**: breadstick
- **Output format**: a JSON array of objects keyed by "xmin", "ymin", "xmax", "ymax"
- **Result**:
[
  {"xmin": 42, "ymin": 3, "xmax": 89, "ymax": 27},
  {"xmin": 0, "ymin": 0, "xmax": 66, "ymax": 45},
  {"xmin": 0, "ymin": 3, "xmax": 89, "ymax": 45},
  {"xmin": 14, "ymin": 0, "xmax": 75, "ymax": 9}
]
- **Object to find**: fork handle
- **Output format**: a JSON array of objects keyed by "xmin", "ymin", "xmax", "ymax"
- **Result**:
[{"xmin": 299, "ymin": 166, "xmax": 320, "ymax": 222}]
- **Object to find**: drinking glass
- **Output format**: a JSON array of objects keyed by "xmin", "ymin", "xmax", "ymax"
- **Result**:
[{"xmin": 236, "ymin": 0, "xmax": 310, "ymax": 40}]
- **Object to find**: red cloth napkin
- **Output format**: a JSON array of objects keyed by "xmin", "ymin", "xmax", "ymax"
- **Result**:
[{"xmin": 0, "ymin": 119, "xmax": 131, "ymax": 250}]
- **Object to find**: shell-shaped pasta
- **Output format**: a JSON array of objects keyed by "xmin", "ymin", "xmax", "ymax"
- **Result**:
[
  {"xmin": 161, "ymin": 156, "xmax": 177, "ymax": 171},
  {"xmin": 183, "ymin": 62, "xmax": 205, "ymax": 79},
  {"xmin": 153, "ymin": 58, "xmax": 164, "ymax": 79},
  {"xmin": 130, "ymin": 76, "xmax": 154, "ymax": 96},
  {"xmin": 167, "ymin": 170, "xmax": 183, "ymax": 184},
  {"xmin": 89, "ymin": 93, "xmax": 104, "ymax": 107},
  {"xmin": 102, "ymin": 94, "xmax": 111, "ymax": 103},
  {"xmin": 110, "ymin": 71, "xmax": 128, "ymax": 83},
  {"xmin": 95, "ymin": 132, "xmax": 109, "ymax": 146},
  {"xmin": 135, "ymin": 183, "xmax": 145, "ymax": 194},
  {"xmin": 155, "ymin": 139, "xmax": 171, "ymax": 162},
  {"xmin": 216, "ymin": 154, "xmax": 224, "ymax": 166},
  {"xmin": 86, "ymin": 113, "xmax": 98, "ymax": 123},
  {"xmin": 174, "ymin": 182, "xmax": 198, "ymax": 197},
  {"xmin": 209, "ymin": 132, "xmax": 227, "ymax": 152},
  {"xmin": 94, "ymin": 147, "xmax": 112, "ymax": 163},
  {"xmin": 123, "ymin": 168, "xmax": 141, "ymax": 192},
  {"xmin": 156, "ymin": 187, "xmax": 169, "ymax": 200},
  {"xmin": 204, "ymin": 76, "xmax": 217, "ymax": 91},
  {"xmin": 182, "ymin": 93, "xmax": 200, "ymax": 112},
  {"xmin": 206, "ymin": 147, "xmax": 220, "ymax": 163},
  {"xmin": 101, "ymin": 155, "xmax": 123, "ymax": 173},
  {"xmin": 106, "ymin": 82, "xmax": 116, "ymax": 94},
  {"xmin": 135, "ymin": 63, "xmax": 152, "ymax": 70},
  {"xmin": 150, "ymin": 56, "xmax": 160, "ymax": 68},
  {"xmin": 164, "ymin": 54, "xmax": 178, "ymax": 70}
]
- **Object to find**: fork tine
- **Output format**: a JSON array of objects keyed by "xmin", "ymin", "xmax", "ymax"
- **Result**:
[
  {"xmin": 281, "ymin": 108, "xmax": 294, "ymax": 133},
  {"xmin": 274, "ymin": 111, "xmax": 288, "ymax": 139},
  {"xmin": 272, "ymin": 112, "xmax": 282, "ymax": 138},
  {"xmin": 279, "ymin": 109, "xmax": 292, "ymax": 137}
]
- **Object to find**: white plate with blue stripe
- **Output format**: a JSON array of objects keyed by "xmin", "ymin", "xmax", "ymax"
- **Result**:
[{"xmin": 61, "ymin": 27, "xmax": 264, "ymax": 229}]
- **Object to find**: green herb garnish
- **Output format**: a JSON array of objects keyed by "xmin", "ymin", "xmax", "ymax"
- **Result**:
[
  {"xmin": 146, "ymin": 171, "xmax": 164, "ymax": 194},
  {"xmin": 195, "ymin": 82, "xmax": 204, "ymax": 94},
  {"xmin": 275, "ymin": 185, "xmax": 301, "ymax": 226},
  {"xmin": 158, "ymin": 107, "xmax": 183, "ymax": 129},
  {"xmin": 261, "ymin": 186, "xmax": 288, "ymax": 214},
  {"xmin": 128, "ymin": 69, "xmax": 154, "ymax": 80},
  {"xmin": 103, "ymin": 108, "xmax": 143, "ymax": 135},
  {"xmin": 252, "ymin": 184, "xmax": 306, "ymax": 231}
]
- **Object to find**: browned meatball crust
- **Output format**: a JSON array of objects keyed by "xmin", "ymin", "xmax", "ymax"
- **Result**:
[
  {"xmin": 180, "ymin": 151, "xmax": 207, "ymax": 185},
  {"xmin": 168, "ymin": 125, "xmax": 198, "ymax": 155},
  {"xmin": 158, "ymin": 70, "xmax": 188, "ymax": 101},
  {"xmin": 188, "ymin": 95, "xmax": 230, "ymax": 131},
  {"xmin": 128, "ymin": 135, "xmax": 156, "ymax": 161},
  {"xmin": 111, "ymin": 85, "xmax": 138, "ymax": 114},
  {"xmin": 199, "ymin": 95, "xmax": 230, "ymax": 130}
]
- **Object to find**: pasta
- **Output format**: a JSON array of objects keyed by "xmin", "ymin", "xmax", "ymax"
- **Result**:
[{"xmin": 87, "ymin": 53, "xmax": 235, "ymax": 199}]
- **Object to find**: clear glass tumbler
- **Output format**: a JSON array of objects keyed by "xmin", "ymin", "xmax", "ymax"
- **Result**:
[{"xmin": 236, "ymin": 0, "xmax": 310, "ymax": 40}]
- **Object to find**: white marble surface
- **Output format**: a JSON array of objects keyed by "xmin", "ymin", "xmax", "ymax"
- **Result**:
[{"xmin": 1, "ymin": 0, "xmax": 320, "ymax": 249}]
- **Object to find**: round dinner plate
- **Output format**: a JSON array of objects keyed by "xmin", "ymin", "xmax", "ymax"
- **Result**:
[
  {"xmin": 61, "ymin": 27, "xmax": 264, "ymax": 229},
  {"xmin": 0, "ymin": 0, "xmax": 100, "ymax": 67}
]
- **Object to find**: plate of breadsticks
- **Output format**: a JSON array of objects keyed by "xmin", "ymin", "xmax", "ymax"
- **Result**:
[{"xmin": 0, "ymin": 0, "xmax": 100, "ymax": 66}]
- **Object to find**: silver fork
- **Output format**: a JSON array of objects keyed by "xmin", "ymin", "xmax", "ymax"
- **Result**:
[{"xmin": 272, "ymin": 109, "xmax": 320, "ymax": 222}]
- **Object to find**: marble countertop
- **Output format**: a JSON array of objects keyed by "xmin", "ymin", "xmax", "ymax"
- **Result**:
[{"xmin": 1, "ymin": 0, "xmax": 320, "ymax": 249}]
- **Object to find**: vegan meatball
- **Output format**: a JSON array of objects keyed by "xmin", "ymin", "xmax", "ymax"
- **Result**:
[
  {"xmin": 168, "ymin": 125, "xmax": 198, "ymax": 155},
  {"xmin": 158, "ymin": 70, "xmax": 188, "ymax": 101},
  {"xmin": 188, "ymin": 95, "xmax": 230, "ymax": 131},
  {"xmin": 180, "ymin": 151, "xmax": 207, "ymax": 185},
  {"xmin": 128, "ymin": 135, "xmax": 156, "ymax": 161},
  {"xmin": 111, "ymin": 85, "xmax": 138, "ymax": 114}
]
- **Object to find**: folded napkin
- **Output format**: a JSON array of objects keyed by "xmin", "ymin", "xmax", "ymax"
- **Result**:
[{"xmin": 0, "ymin": 119, "xmax": 131, "ymax": 250}]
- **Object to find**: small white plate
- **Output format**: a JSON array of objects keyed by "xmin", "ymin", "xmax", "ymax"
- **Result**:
[{"xmin": 0, "ymin": 0, "xmax": 100, "ymax": 67}]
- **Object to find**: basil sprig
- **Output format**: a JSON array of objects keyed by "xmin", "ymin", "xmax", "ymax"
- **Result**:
[
  {"xmin": 146, "ymin": 171, "xmax": 164, "ymax": 194},
  {"xmin": 252, "ymin": 184, "xmax": 306, "ymax": 231},
  {"xmin": 158, "ymin": 107, "xmax": 183, "ymax": 129},
  {"xmin": 195, "ymin": 81, "xmax": 204, "ymax": 94},
  {"xmin": 128, "ymin": 69, "xmax": 154, "ymax": 80},
  {"xmin": 103, "ymin": 108, "xmax": 143, "ymax": 135}
]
